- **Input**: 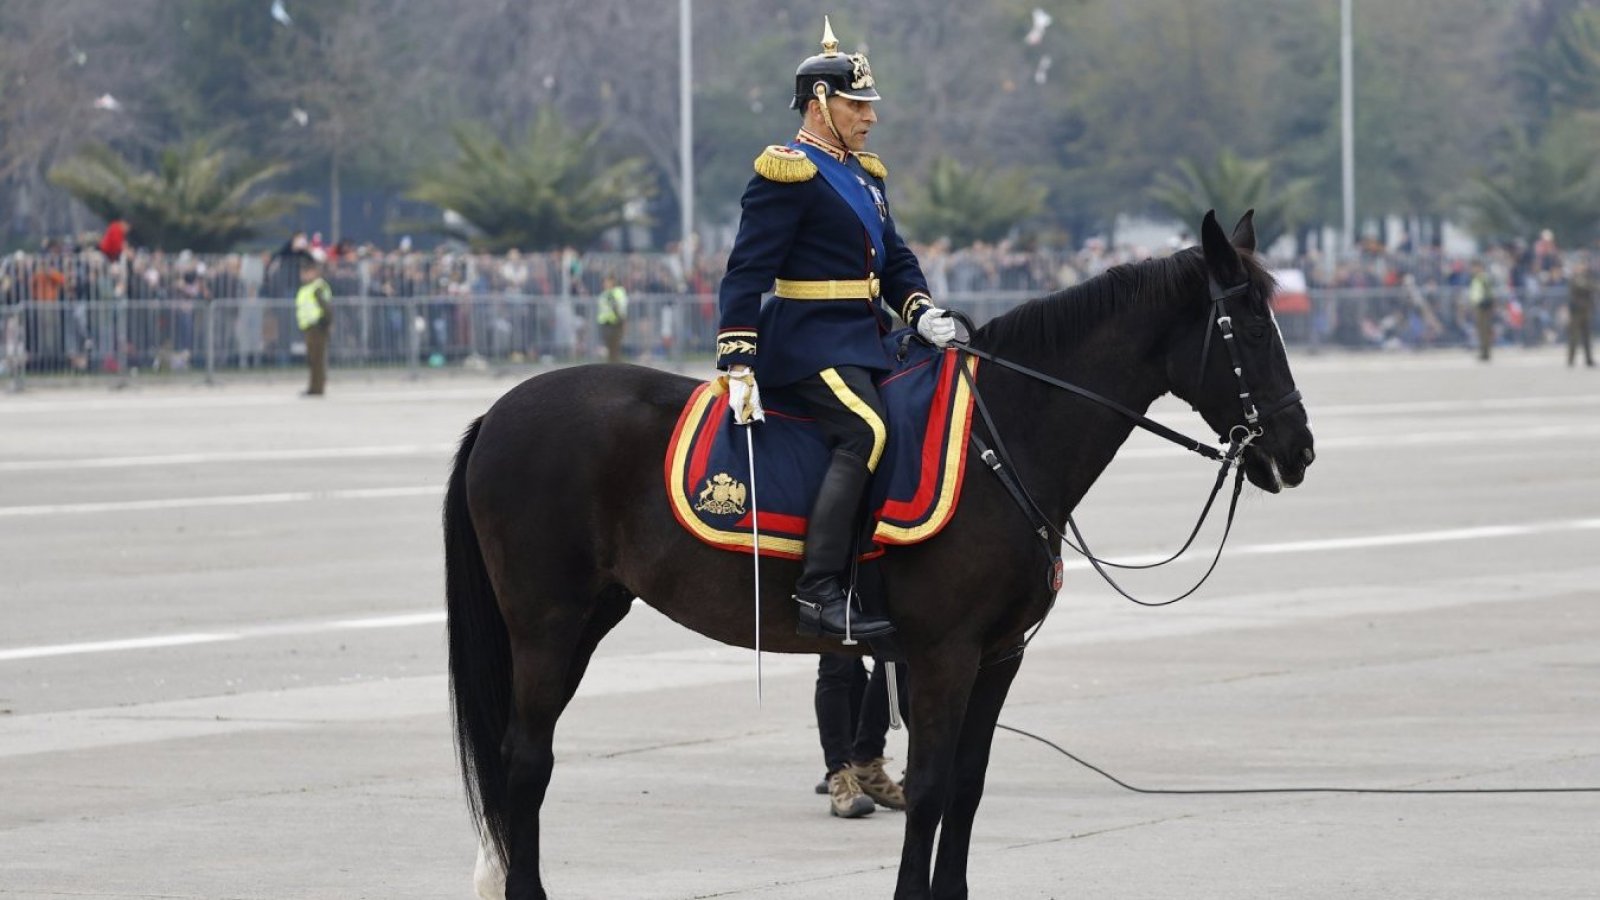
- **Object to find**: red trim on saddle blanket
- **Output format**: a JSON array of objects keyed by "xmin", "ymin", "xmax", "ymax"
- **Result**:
[{"xmin": 663, "ymin": 352, "xmax": 978, "ymax": 560}]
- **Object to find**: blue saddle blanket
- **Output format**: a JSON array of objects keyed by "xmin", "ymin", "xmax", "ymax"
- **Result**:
[{"xmin": 665, "ymin": 332, "xmax": 977, "ymax": 559}]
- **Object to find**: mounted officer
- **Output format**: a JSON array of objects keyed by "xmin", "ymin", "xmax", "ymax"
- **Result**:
[{"xmin": 716, "ymin": 17, "xmax": 957, "ymax": 641}]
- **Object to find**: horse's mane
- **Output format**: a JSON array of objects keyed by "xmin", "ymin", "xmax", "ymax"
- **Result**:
[{"xmin": 973, "ymin": 248, "xmax": 1274, "ymax": 355}]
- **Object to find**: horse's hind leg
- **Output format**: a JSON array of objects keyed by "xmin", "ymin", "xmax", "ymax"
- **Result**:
[
  {"xmin": 929, "ymin": 653, "xmax": 1023, "ymax": 900},
  {"xmin": 500, "ymin": 585, "xmax": 634, "ymax": 900}
]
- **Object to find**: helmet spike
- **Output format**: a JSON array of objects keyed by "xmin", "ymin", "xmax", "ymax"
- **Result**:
[{"xmin": 821, "ymin": 16, "xmax": 839, "ymax": 56}]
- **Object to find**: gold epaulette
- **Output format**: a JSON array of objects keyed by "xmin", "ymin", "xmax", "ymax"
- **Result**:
[
  {"xmin": 854, "ymin": 152, "xmax": 888, "ymax": 179},
  {"xmin": 753, "ymin": 146, "xmax": 817, "ymax": 183}
]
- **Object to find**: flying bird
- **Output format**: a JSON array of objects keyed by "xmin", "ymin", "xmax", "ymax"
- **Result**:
[
  {"xmin": 270, "ymin": 0, "xmax": 292, "ymax": 27},
  {"xmin": 1025, "ymin": 8, "xmax": 1052, "ymax": 45}
]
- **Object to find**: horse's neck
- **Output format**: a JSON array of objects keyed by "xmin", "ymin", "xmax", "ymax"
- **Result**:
[{"xmin": 983, "ymin": 305, "xmax": 1176, "ymax": 525}]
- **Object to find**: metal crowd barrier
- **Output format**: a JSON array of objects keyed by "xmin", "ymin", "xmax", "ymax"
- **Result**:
[{"xmin": 2, "ymin": 287, "xmax": 1591, "ymax": 390}]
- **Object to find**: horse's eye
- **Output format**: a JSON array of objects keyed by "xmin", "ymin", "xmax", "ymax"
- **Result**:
[{"xmin": 1246, "ymin": 321, "xmax": 1269, "ymax": 342}]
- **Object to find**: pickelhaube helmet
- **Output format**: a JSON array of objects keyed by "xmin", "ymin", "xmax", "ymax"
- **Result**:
[{"xmin": 790, "ymin": 16, "xmax": 880, "ymax": 110}]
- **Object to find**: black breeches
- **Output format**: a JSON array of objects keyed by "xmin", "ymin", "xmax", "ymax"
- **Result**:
[{"xmin": 789, "ymin": 366, "xmax": 888, "ymax": 472}]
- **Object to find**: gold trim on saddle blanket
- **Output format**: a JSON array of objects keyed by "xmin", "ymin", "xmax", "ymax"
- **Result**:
[
  {"xmin": 666, "ymin": 380, "xmax": 807, "ymax": 557},
  {"xmin": 873, "ymin": 354, "xmax": 976, "ymax": 545},
  {"xmin": 665, "ymin": 355, "xmax": 978, "ymax": 556},
  {"xmin": 774, "ymin": 276, "xmax": 880, "ymax": 300}
]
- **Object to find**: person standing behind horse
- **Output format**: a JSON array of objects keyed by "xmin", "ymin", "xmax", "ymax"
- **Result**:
[
  {"xmin": 1468, "ymin": 260, "xmax": 1496, "ymax": 362},
  {"xmin": 717, "ymin": 17, "xmax": 957, "ymax": 640},
  {"xmin": 1566, "ymin": 253, "xmax": 1595, "ymax": 368},
  {"xmin": 815, "ymin": 652, "xmax": 906, "ymax": 817},
  {"xmin": 296, "ymin": 260, "xmax": 333, "ymax": 396},
  {"xmin": 597, "ymin": 274, "xmax": 629, "ymax": 363}
]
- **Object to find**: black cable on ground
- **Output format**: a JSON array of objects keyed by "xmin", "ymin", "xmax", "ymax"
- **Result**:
[{"xmin": 997, "ymin": 723, "xmax": 1600, "ymax": 795}]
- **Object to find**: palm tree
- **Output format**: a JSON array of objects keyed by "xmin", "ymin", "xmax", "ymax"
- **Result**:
[
  {"xmin": 407, "ymin": 111, "xmax": 652, "ymax": 252},
  {"xmin": 1148, "ymin": 150, "xmax": 1315, "ymax": 252},
  {"xmin": 894, "ymin": 157, "xmax": 1047, "ymax": 248},
  {"xmin": 1463, "ymin": 118, "xmax": 1600, "ymax": 246},
  {"xmin": 48, "ymin": 138, "xmax": 310, "ymax": 252}
]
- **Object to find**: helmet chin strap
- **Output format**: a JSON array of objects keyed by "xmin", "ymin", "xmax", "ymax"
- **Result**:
[{"xmin": 812, "ymin": 82, "xmax": 849, "ymax": 151}]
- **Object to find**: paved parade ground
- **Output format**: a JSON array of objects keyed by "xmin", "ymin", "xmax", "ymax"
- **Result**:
[{"xmin": 3, "ymin": 348, "xmax": 1599, "ymax": 899}]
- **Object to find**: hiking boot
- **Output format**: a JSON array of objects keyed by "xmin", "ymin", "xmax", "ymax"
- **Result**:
[
  {"xmin": 827, "ymin": 768, "xmax": 875, "ymax": 818},
  {"xmin": 849, "ymin": 757, "xmax": 906, "ymax": 810}
]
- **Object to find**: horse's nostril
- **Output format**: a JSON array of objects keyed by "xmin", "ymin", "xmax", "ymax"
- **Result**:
[{"xmin": 1302, "ymin": 447, "xmax": 1316, "ymax": 466}]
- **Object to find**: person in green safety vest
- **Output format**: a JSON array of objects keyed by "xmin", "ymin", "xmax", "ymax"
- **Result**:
[
  {"xmin": 596, "ymin": 274, "xmax": 629, "ymax": 363},
  {"xmin": 1467, "ymin": 259, "xmax": 1496, "ymax": 363},
  {"xmin": 296, "ymin": 260, "xmax": 333, "ymax": 395}
]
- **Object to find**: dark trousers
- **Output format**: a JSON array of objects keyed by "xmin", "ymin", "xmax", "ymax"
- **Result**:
[
  {"xmin": 1568, "ymin": 305, "xmax": 1594, "ymax": 366},
  {"xmin": 816, "ymin": 653, "xmax": 895, "ymax": 775},
  {"xmin": 1474, "ymin": 304, "xmax": 1494, "ymax": 361},
  {"xmin": 304, "ymin": 323, "xmax": 329, "ymax": 394},
  {"xmin": 601, "ymin": 320, "xmax": 624, "ymax": 363}
]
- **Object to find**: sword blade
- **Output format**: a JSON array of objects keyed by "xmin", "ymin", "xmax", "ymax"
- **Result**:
[{"xmin": 745, "ymin": 423, "xmax": 761, "ymax": 705}]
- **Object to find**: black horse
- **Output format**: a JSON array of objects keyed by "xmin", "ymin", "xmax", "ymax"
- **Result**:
[{"xmin": 445, "ymin": 211, "xmax": 1315, "ymax": 899}]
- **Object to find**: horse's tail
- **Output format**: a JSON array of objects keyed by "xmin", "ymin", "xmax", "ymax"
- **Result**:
[{"xmin": 444, "ymin": 416, "xmax": 512, "ymax": 865}]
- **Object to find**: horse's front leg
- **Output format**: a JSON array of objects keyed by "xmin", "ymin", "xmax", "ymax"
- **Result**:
[
  {"xmin": 894, "ymin": 647, "xmax": 980, "ymax": 900},
  {"xmin": 929, "ymin": 652, "xmax": 1024, "ymax": 900}
]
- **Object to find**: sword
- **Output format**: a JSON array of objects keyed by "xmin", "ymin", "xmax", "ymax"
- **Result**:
[
  {"xmin": 744, "ymin": 421, "xmax": 762, "ymax": 705},
  {"xmin": 885, "ymin": 661, "xmax": 903, "ymax": 731}
]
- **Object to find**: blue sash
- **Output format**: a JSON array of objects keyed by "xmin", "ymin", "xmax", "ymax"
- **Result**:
[{"xmin": 794, "ymin": 142, "xmax": 887, "ymax": 266}]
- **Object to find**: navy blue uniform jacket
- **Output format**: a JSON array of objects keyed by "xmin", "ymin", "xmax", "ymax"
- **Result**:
[{"xmin": 716, "ymin": 142, "xmax": 932, "ymax": 388}]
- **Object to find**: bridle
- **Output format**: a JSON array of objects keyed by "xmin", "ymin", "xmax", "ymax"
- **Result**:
[
  {"xmin": 943, "ymin": 274, "xmax": 1304, "ymax": 622},
  {"xmin": 1198, "ymin": 276, "xmax": 1304, "ymax": 432}
]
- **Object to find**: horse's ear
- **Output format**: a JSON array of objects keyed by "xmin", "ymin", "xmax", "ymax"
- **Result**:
[
  {"xmin": 1200, "ymin": 210, "xmax": 1245, "ymax": 286},
  {"xmin": 1231, "ymin": 209, "xmax": 1257, "ymax": 254}
]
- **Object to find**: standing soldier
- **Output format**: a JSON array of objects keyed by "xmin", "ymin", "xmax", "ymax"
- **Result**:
[
  {"xmin": 296, "ymin": 260, "xmax": 333, "ymax": 396},
  {"xmin": 597, "ymin": 274, "xmax": 629, "ymax": 363},
  {"xmin": 1468, "ymin": 260, "xmax": 1496, "ymax": 362},
  {"xmin": 716, "ymin": 16, "xmax": 957, "ymax": 641},
  {"xmin": 1567, "ymin": 253, "xmax": 1595, "ymax": 368}
]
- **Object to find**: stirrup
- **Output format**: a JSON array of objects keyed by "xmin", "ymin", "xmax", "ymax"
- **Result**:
[{"xmin": 794, "ymin": 592, "xmax": 895, "ymax": 641}]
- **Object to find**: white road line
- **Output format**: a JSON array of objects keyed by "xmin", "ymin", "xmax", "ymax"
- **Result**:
[
  {"xmin": 0, "ymin": 444, "xmax": 453, "ymax": 473},
  {"xmin": 0, "ymin": 385, "xmax": 511, "ymax": 415},
  {"xmin": 4, "ymin": 417, "xmax": 1598, "ymax": 517},
  {"xmin": 0, "ymin": 611, "xmax": 448, "ymax": 662},
  {"xmin": 4, "ymin": 516, "xmax": 1598, "ymax": 665},
  {"xmin": 1, "ymin": 391, "xmax": 1595, "ymax": 474},
  {"xmin": 1115, "ymin": 421, "xmax": 1600, "ymax": 458},
  {"xmin": 1058, "ymin": 516, "xmax": 1600, "ymax": 571},
  {"xmin": 0, "ymin": 485, "xmax": 441, "ymax": 518}
]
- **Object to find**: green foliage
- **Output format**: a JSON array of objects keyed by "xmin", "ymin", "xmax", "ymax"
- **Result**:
[
  {"xmin": 1521, "ymin": 5, "xmax": 1600, "ymax": 112},
  {"xmin": 895, "ymin": 157, "xmax": 1047, "ymax": 247},
  {"xmin": 47, "ymin": 138, "xmax": 311, "ymax": 252},
  {"xmin": 1148, "ymin": 149, "xmax": 1315, "ymax": 251},
  {"xmin": 407, "ymin": 111, "xmax": 652, "ymax": 252},
  {"xmin": 1462, "ymin": 117, "xmax": 1600, "ymax": 246}
]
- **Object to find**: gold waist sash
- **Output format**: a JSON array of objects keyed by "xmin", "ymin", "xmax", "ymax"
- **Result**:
[{"xmin": 773, "ymin": 276, "xmax": 881, "ymax": 300}]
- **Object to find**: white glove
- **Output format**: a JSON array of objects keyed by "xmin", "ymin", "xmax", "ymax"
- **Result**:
[
  {"xmin": 917, "ymin": 306, "xmax": 958, "ymax": 347},
  {"xmin": 724, "ymin": 366, "xmax": 765, "ymax": 424}
]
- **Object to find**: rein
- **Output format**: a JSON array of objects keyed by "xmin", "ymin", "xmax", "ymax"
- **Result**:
[{"xmin": 943, "ymin": 276, "xmax": 1301, "ymax": 625}]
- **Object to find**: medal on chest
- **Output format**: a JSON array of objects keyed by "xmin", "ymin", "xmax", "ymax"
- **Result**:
[{"xmin": 859, "ymin": 176, "xmax": 888, "ymax": 220}]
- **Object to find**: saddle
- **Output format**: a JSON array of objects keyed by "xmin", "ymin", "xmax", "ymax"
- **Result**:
[{"xmin": 665, "ymin": 331, "xmax": 978, "ymax": 560}]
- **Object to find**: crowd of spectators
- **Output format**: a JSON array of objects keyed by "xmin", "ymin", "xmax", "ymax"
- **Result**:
[
  {"xmin": 1292, "ymin": 230, "xmax": 1579, "ymax": 351},
  {"xmin": 2, "ymin": 222, "xmax": 1593, "ymax": 375}
]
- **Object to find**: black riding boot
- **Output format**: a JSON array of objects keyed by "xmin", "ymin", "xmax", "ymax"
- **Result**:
[{"xmin": 795, "ymin": 449, "xmax": 896, "ymax": 639}]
